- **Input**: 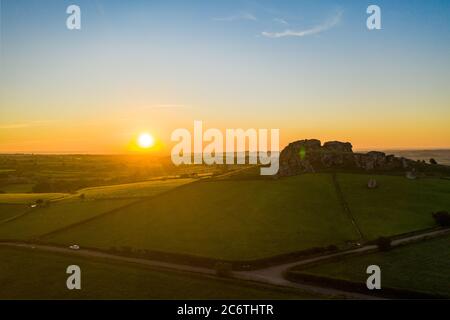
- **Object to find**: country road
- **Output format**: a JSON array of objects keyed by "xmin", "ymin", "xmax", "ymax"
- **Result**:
[
  {"xmin": 1, "ymin": 227, "xmax": 448, "ymax": 300},
  {"xmin": 235, "ymin": 228, "xmax": 450, "ymax": 298}
]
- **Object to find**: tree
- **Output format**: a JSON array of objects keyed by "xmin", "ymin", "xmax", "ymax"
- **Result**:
[
  {"xmin": 432, "ymin": 211, "xmax": 450, "ymax": 227},
  {"xmin": 429, "ymin": 158, "xmax": 438, "ymax": 165}
]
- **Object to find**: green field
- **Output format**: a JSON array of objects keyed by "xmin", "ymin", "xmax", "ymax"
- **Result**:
[
  {"xmin": 0, "ymin": 183, "xmax": 34, "ymax": 193},
  {"xmin": 0, "ymin": 199, "xmax": 135, "ymax": 239},
  {"xmin": 0, "ymin": 193, "xmax": 68, "ymax": 204},
  {"xmin": 0, "ymin": 246, "xmax": 324, "ymax": 299},
  {"xmin": 0, "ymin": 169, "xmax": 15, "ymax": 173},
  {"xmin": 0, "ymin": 166, "xmax": 449, "ymax": 299},
  {"xmin": 337, "ymin": 173, "xmax": 450, "ymax": 239},
  {"xmin": 44, "ymin": 174, "xmax": 359, "ymax": 260},
  {"xmin": 70, "ymin": 178, "xmax": 195, "ymax": 200},
  {"xmin": 0, "ymin": 178, "xmax": 197, "ymax": 239},
  {"xmin": 290, "ymin": 235, "xmax": 450, "ymax": 297},
  {"xmin": 1, "ymin": 172, "xmax": 448, "ymax": 262},
  {"xmin": 0, "ymin": 178, "xmax": 195, "ymax": 204},
  {"xmin": 0, "ymin": 204, "xmax": 31, "ymax": 222}
]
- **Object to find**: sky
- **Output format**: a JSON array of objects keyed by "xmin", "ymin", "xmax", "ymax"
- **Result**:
[{"xmin": 1, "ymin": 0, "xmax": 450, "ymax": 153}]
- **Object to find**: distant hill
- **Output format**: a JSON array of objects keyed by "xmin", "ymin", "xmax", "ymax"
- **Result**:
[{"xmin": 382, "ymin": 149, "xmax": 450, "ymax": 166}]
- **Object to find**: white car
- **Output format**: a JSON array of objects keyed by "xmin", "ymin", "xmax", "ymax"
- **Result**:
[{"xmin": 69, "ymin": 245, "xmax": 80, "ymax": 250}]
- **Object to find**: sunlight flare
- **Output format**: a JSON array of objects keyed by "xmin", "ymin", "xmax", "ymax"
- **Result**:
[{"xmin": 137, "ymin": 133, "xmax": 155, "ymax": 149}]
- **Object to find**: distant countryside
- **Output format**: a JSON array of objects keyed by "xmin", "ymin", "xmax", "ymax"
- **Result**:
[{"xmin": 0, "ymin": 150, "xmax": 449, "ymax": 299}]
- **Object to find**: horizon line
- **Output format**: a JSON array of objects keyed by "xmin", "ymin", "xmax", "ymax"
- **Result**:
[{"xmin": 2, "ymin": 147, "xmax": 450, "ymax": 156}]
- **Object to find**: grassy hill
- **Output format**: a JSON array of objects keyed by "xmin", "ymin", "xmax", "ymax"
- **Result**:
[
  {"xmin": 0, "ymin": 204, "xmax": 31, "ymax": 223},
  {"xmin": 0, "ymin": 178, "xmax": 197, "ymax": 239},
  {"xmin": 68, "ymin": 178, "xmax": 195, "ymax": 200},
  {"xmin": 1, "ymin": 172, "xmax": 448, "ymax": 262},
  {"xmin": 289, "ymin": 234, "xmax": 450, "ymax": 297},
  {"xmin": 44, "ymin": 174, "xmax": 359, "ymax": 260},
  {"xmin": 337, "ymin": 173, "xmax": 450, "ymax": 239},
  {"xmin": 0, "ymin": 199, "xmax": 135, "ymax": 239},
  {"xmin": 0, "ymin": 193, "xmax": 68, "ymax": 204},
  {"xmin": 0, "ymin": 246, "xmax": 324, "ymax": 299}
]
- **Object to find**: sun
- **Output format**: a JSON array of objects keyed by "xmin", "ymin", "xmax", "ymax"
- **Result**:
[{"xmin": 137, "ymin": 133, "xmax": 155, "ymax": 149}]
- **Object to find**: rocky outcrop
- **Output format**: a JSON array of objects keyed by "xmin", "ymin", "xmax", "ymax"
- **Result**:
[{"xmin": 278, "ymin": 139, "xmax": 416, "ymax": 177}]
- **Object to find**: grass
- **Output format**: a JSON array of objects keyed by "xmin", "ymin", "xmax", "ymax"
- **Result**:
[
  {"xmin": 0, "ymin": 183, "xmax": 34, "ymax": 193},
  {"xmin": 70, "ymin": 178, "xmax": 195, "ymax": 200},
  {"xmin": 0, "ymin": 193, "xmax": 68, "ymax": 204},
  {"xmin": 0, "ymin": 169, "xmax": 15, "ymax": 173},
  {"xmin": 291, "ymin": 235, "xmax": 450, "ymax": 297},
  {"xmin": 2, "ymin": 172, "xmax": 449, "ymax": 262},
  {"xmin": 0, "ymin": 178, "xmax": 195, "ymax": 237},
  {"xmin": 0, "ymin": 246, "xmax": 324, "ymax": 299},
  {"xmin": 338, "ymin": 173, "xmax": 450, "ymax": 239},
  {"xmin": 0, "ymin": 199, "xmax": 135, "ymax": 239},
  {"xmin": 45, "ymin": 174, "xmax": 360, "ymax": 260},
  {"xmin": 0, "ymin": 204, "xmax": 31, "ymax": 222},
  {"xmin": 0, "ymin": 178, "xmax": 194, "ymax": 204}
]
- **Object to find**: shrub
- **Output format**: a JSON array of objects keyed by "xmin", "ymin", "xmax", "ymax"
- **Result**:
[
  {"xmin": 432, "ymin": 211, "xmax": 450, "ymax": 227},
  {"xmin": 214, "ymin": 262, "xmax": 233, "ymax": 278},
  {"xmin": 429, "ymin": 158, "xmax": 438, "ymax": 165},
  {"xmin": 375, "ymin": 236, "xmax": 392, "ymax": 251}
]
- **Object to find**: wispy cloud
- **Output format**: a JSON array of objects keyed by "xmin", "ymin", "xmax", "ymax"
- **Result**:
[
  {"xmin": 273, "ymin": 18, "xmax": 288, "ymax": 25},
  {"xmin": 262, "ymin": 10, "xmax": 343, "ymax": 38},
  {"xmin": 213, "ymin": 12, "xmax": 257, "ymax": 22}
]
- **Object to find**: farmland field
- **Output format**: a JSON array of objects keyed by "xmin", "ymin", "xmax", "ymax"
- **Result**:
[
  {"xmin": 0, "ymin": 193, "xmax": 68, "ymax": 204},
  {"xmin": 0, "ymin": 183, "xmax": 34, "ymax": 193},
  {"xmin": 0, "ymin": 169, "xmax": 15, "ymax": 173},
  {"xmin": 289, "ymin": 235, "xmax": 450, "ymax": 297},
  {"xmin": 337, "ymin": 173, "xmax": 450, "ymax": 239},
  {"xmin": 69, "ymin": 178, "xmax": 195, "ymax": 200},
  {"xmin": 0, "ymin": 178, "xmax": 197, "ymax": 239},
  {"xmin": 0, "ymin": 246, "xmax": 324, "ymax": 299},
  {"xmin": 44, "ymin": 174, "xmax": 360, "ymax": 260},
  {"xmin": 2, "ymin": 172, "xmax": 448, "ymax": 262},
  {"xmin": 0, "ymin": 199, "xmax": 135, "ymax": 239},
  {"xmin": 0, "ymin": 204, "xmax": 31, "ymax": 222}
]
